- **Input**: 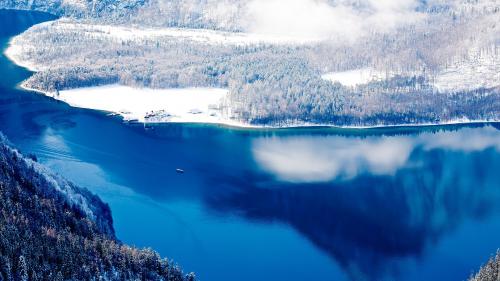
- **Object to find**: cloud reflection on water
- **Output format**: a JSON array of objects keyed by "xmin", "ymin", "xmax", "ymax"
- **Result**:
[
  {"xmin": 252, "ymin": 126, "xmax": 500, "ymax": 183},
  {"xmin": 205, "ymin": 125, "xmax": 500, "ymax": 281}
]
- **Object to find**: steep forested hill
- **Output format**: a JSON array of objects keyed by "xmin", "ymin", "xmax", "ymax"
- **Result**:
[
  {"xmin": 0, "ymin": 134, "xmax": 194, "ymax": 281},
  {"xmin": 469, "ymin": 252, "xmax": 500, "ymax": 281}
]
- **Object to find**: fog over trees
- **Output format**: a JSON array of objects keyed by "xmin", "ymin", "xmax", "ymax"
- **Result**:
[{"xmin": 2, "ymin": 0, "xmax": 499, "ymax": 126}]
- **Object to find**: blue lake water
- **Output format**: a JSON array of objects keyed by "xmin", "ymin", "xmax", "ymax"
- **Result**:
[{"xmin": 1, "ymin": 9, "xmax": 500, "ymax": 281}]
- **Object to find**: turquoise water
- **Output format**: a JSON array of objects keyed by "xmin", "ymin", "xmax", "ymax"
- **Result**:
[{"xmin": 1, "ymin": 9, "xmax": 500, "ymax": 281}]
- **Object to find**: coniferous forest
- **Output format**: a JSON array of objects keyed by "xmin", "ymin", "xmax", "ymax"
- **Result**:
[{"xmin": 0, "ymin": 135, "xmax": 194, "ymax": 281}]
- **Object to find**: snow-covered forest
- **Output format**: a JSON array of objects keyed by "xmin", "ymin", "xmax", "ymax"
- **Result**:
[
  {"xmin": 2, "ymin": 0, "xmax": 499, "ymax": 126},
  {"xmin": 469, "ymin": 251, "xmax": 500, "ymax": 281},
  {"xmin": 0, "ymin": 134, "xmax": 195, "ymax": 281}
]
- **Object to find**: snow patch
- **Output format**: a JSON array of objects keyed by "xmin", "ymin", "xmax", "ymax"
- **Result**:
[
  {"xmin": 321, "ymin": 68, "xmax": 387, "ymax": 87},
  {"xmin": 52, "ymin": 20, "xmax": 319, "ymax": 46},
  {"xmin": 54, "ymin": 85, "xmax": 235, "ymax": 124}
]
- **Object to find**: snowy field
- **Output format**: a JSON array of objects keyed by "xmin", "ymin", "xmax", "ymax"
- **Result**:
[
  {"xmin": 47, "ymin": 20, "xmax": 319, "ymax": 46},
  {"xmin": 321, "ymin": 68, "xmax": 387, "ymax": 87},
  {"xmin": 53, "ymin": 85, "xmax": 234, "ymax": 124}
]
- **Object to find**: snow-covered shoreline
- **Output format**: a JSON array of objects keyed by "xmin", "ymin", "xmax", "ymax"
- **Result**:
[
  {"xmin": 17, "ymin": 84, "xmax": 499, "ymax": 130},
  {"xmin": 4, "ymin": 39, "xmax": 40, "ymax": 72},
  {"xmin": 20, "ymin": 84, "xmax": 255, "ymax": 126},
  {"xmin": 17, "ymin": 83, "xmax": 265, "ymax": 128}
]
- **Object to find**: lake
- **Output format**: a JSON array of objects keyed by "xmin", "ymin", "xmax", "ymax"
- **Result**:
[{"xmin": 1, "ymin": 9, "xmax": 500, "ymax": 281}]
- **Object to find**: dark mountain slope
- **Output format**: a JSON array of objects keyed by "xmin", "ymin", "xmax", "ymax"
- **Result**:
[
  {"xmin": 470, "ymin": 252, "xmax": 500, "ymax": 281},
  {"xmin": 0, "ymin": 134, "xmax": 194, "ymax": 281}
]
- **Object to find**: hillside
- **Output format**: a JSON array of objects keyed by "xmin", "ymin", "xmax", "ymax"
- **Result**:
[
  {"xmin": 0, "ymin": 134, "xmax": 194, "ymax": 281},
  {"xmin": 469, "ymin": 252, "xmax": 500, "ymax": 281}
]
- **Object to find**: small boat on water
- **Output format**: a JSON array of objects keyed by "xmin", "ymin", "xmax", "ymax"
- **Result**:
[
  {"xmin": 176, "ymin": 169, "xmax": 185, "ymax": 174},
  {"xmin": 123, "ymin": 118, "xmax": 139, "ymax": 124}
]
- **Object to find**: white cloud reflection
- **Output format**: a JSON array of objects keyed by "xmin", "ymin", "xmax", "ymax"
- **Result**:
[{"xmin": 252, "ymin": 126, "xmax": 500, "ymax": 183}]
